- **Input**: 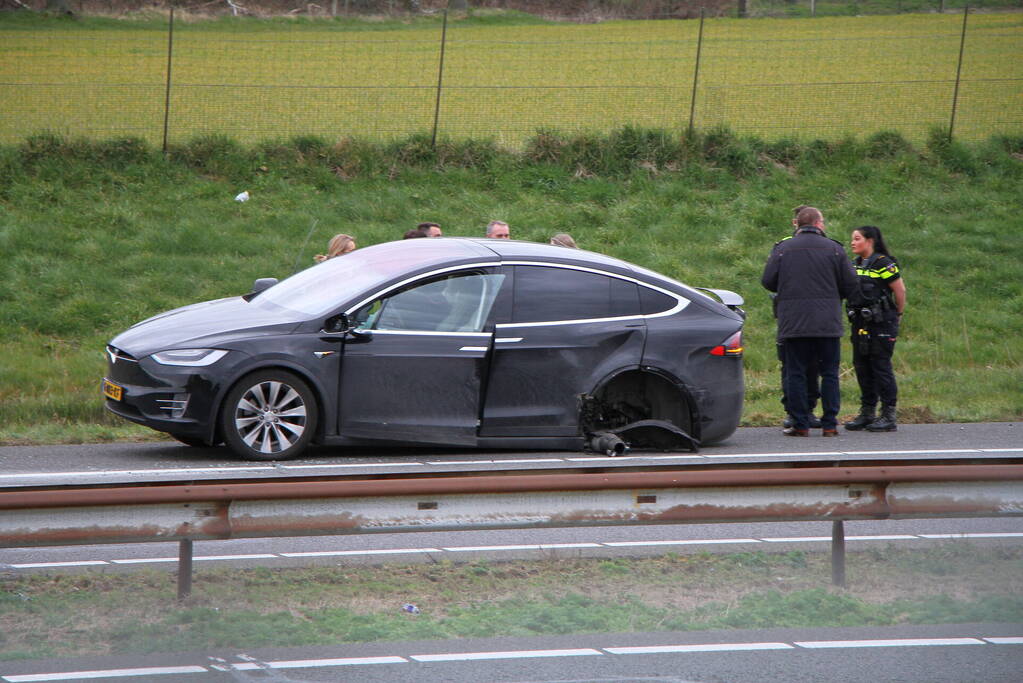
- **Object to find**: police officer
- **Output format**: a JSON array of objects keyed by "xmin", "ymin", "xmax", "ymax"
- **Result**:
[
  {"xmin": 762, "ymin": 207, "xmax": 858, "ymax": 437},
  {"xmin": 844, "ymin": 225, "xmax": 906, "ymax": 432},
  {"xmin": 775, "ymin": 206, "xmax": 822, "ymax": 429}
]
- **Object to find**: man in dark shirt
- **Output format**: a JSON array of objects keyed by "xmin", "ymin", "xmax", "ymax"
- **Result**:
[{"xmin": 762, "ymin": 207, "xmax": 858, "ymax": 436}]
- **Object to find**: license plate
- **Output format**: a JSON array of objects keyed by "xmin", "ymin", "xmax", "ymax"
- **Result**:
[{"xmin": 102, "ymin": 379, "xmax": 123, "ymax": 401}]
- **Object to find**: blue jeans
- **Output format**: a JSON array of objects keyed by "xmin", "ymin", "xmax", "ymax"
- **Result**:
[{"xmin": 783, "ymin": 337, "xmax": 841, "ymax": 430}]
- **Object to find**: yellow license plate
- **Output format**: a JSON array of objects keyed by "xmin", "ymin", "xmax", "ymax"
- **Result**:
[{"xmin": 102, "ymin": 379, "xmax": 123, "ymax": 401}]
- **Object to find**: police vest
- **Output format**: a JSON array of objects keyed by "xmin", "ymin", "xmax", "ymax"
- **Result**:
[{"xmin": 852, "ymin": 253, "xmax": 899, "ymax": 308}]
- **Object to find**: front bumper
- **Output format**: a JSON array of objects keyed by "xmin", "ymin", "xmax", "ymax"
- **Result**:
[{"xmin": 102, "ymin": 346, "xmax": 222, "ymax": 440}]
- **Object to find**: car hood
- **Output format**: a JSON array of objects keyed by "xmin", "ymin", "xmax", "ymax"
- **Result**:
[{"xmin": 109, "ymin": 296, "xmax": 298, "ymax": 358}]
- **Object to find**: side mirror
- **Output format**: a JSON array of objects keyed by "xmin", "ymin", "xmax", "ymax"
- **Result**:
[
  {"xmin": 323, "ymin": 314, "xmax": 351, "ymax": 334},
  {"xmin": 251, "ymin": 277, "xmax": 278, "ymax": 295}
]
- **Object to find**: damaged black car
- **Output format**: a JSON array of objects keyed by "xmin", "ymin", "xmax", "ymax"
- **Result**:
[{"xmin": 103, "ymin": 238, "xmax": 745, "ymax": 460}]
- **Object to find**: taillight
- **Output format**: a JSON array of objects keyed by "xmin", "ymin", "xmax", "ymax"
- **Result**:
[{"xmin": 710, "ymin": 330, "xmax": 743, "ymax": 357}]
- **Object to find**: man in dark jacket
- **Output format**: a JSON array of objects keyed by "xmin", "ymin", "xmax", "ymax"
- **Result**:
[{"xmin": 762, "ymin": 207, "xmax": 858, "ymax": 436}]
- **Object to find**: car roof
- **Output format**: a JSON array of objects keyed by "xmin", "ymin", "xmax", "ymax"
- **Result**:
[
  {"xmin": 352, "ymin": 238, "xmax": 727, "ymax": 312},
  {"xmin": 462, "ymin": 238, "xmax": 639, "ymax": 273}
]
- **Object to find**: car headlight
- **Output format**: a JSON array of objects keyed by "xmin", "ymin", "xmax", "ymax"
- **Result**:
[{"xmin": 150, "ymin": 349, "xmax": 229, "ymax": 367}]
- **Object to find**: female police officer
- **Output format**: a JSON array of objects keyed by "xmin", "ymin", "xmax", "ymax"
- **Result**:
[{"xmin": 844, "ymin": 226, "xmax": 906, "ymax": 432}]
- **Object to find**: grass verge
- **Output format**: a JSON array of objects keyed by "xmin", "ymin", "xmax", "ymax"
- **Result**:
[{"xmin": 1, "ymin": 544, "xmax": 1020, "ymax": 660}]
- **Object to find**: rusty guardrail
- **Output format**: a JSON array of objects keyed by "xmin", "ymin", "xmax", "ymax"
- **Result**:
[{"xmin": 3, "ymin": 461, "xmax": 1022, "ymax": 597}]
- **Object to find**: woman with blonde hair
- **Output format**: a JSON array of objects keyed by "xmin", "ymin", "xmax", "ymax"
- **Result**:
[
  {"xmin": 314, "ymin": 234, "xmax": 356, "ymax": 262},
  {"xmin": 549, "ymin": 233, "xmax": 577, "ymax": 248}
]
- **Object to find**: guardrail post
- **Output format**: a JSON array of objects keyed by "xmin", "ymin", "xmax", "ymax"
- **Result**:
[
  {"xmin": 831, "ymin": 520, "xmax": 846, "ymax": 587},
  {"xmin": 177, "ymin": 538, "xmax": 193, "ymax": 600}
]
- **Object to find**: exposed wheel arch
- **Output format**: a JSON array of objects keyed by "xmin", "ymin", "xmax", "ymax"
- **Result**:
[{"xmin": 581, "ymin": 367, "xmax": 699, "ymax": 447}]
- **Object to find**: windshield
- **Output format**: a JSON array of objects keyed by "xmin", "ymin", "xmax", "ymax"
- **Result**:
[{"xmin": 250, "ymin": 240, "xmax": 490, "ymax": 319}]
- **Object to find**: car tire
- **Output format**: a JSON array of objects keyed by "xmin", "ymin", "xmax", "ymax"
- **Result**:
[{"xmin": 220, "ymin": 370, "xmax": 318, "ymax": 461}]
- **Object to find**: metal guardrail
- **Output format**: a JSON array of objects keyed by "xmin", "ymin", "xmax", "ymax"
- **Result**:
[{"xmin": 3, "ymin": 460, "xmax": 1022, "ymax": 597}]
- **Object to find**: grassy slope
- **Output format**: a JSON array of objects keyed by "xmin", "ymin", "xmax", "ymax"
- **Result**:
[
  {"xmin": 1, "ymin": 545, "xmax": 1021, "ymax": 659},
  {"xmin": 0, "ymin": 130, "xmax": 1021, "ymax": 444}
]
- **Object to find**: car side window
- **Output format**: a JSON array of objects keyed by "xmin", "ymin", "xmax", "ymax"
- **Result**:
[
  {"xmin": 512, "ymin": 266, "xmax": 641, "ymax": 324},
  {"xmin": 638, "ymin": 285, "xmax": 679, "ymax": 315},
  {"xmin": 354, "ymin": 272, "xmax": 505, "ymax": 333}
]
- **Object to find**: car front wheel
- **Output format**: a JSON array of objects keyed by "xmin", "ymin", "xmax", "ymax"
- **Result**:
[{"xmin": 220, "ymin": 370, "xmax": 318, "ymax": 461}]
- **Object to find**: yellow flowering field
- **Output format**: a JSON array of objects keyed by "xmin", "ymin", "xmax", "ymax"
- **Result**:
[{"xmin": 1, "ymin": 13, "xmax": 1020, "ymax": 145}]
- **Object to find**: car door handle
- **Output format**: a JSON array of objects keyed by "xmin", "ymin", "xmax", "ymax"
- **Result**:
[
  {"xmin": 495, "ymin": 337, "xmax": 523, "ymax": 344},
  {"xmin": 459, "ymin": 346, "xmax": 489, "ymax": 352}
]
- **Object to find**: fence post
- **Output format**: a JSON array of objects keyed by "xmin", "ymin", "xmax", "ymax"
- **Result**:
[
  {"xmin": 177, "ymin": 538, "xmax": 193, "ymax": 600},
  {"xmin": 948, "ymin": 5, "xmax": 969, "ymax": 142},
  {"xmin": 687, "ymin": 8, "xmax": 705, "ymax": 138},
  {"xmin": 161, "ymin": 5, "xmax": 175, "ymax": 154},
  {"xmin": 831, "ymin": 520, "xmax": 846, "ymax": 587},
  {"xmin": 431, "ymin": 9, "xmax": 449, "ymax": 148}
]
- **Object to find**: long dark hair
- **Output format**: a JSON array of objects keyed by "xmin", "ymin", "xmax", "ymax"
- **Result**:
[{"xmin": 854, "ymin": 225, "xmax": 895, "ymax": 261}]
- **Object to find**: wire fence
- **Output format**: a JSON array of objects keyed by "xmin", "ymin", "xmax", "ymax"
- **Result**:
[{"xmin": 1, "ymin": 7, "xmax": 1020, "ymax": 147}]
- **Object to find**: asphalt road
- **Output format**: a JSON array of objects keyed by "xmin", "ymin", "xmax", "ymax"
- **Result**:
[
  {"xmin": 0, "ymin": 624, "xmax": 1020, "ymax": 682},
  {"xmin": 0, "ymin": 422, "xmax": 1020, "ymax": 487}
]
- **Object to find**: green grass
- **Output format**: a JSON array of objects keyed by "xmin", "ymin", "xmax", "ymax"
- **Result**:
[
  {"xmin": 0, "ymin": 129, "xmax": 1021, "ymax": 444},
  {"xmin": 2, "ymin": 12, "xmax": 1021, "ymax": 146},
  {"xmin": 1, "ymin": 545, "xmax": 1020, "ymax": 659}
]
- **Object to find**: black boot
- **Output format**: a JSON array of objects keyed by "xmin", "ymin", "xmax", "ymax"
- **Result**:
[
  {"xmin": 843, "ymin": 405, "xmax": 876, "ymax": 431},
  {"xmin": 866, "ymin": 405, "xmax": 898, "ymax": 432}
]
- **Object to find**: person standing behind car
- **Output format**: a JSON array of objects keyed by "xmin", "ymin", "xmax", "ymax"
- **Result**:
[
  {"xmin": 486, "ymin": 220, "xmax": 510, "ymax": 239},
  {"xmin": 313, "ymin": 233, "xmax": 356, "ymax": 262},
  {"xmin": 844, "ymin": 225, "xmax": 906, "ymax": 432},
  {"xmin": 762, "ymin": 207, "xmax": 858, "ymax": 437},
  {"xmin": 549, "ymin": 233, "xmax": 577, "ymax": 248},
  {"xmin": 776, "ymin": 205, "xmax": 822, "ymax": 430}
]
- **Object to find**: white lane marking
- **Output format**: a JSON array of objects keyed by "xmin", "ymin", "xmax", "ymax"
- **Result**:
[
  {"xmin": 708, "ymin": 451, "xmax": 844, "ymax": 458},
  {"xmin": 795, "ymin": 638, "xmax": 985, "ymax": 648},
  {"xmin": 110, "ymin": 558, "xmax": 178, "ymax": 564},
  {"xmin": 221, "ymin": 656, "xmax": 406, "ymax": 670},
  {"xmin": 2, "ymin": 447, "xmax": 1019, "ymax": 483},
  {"xmin": 279, "ymin": 462, "xmax": 425, "ymax": 470},
  {"xmin": 280, "ymin": 548, "xmax": 441, "ymax": 558},
  {"xmin": 8, "ymin": 561, "xmax": 109, "ymax": 569},
  {"xmin": 603, "ymin": 539, "xmax": 759, "ymax": 547},
  {"xmin": 17, "ymin": 529, "xmax": 1023, "ymax": 569},
  {"xmin": 113, "ymin": 554, "xmax": 278, "ymax": 564},
  {"xmin": 606, "ymin": 642, "xmax": 793, "ymax": 654},
  {"xmin": 2, "ymin": 665, "xmax": 207, "ymax": 681},
  {"xmin": 442, "ymin": 543, "xmax": 600, "ymax": 552},
  {"xmin": 194, "ymin": 554, "xmax": 278, "ymax": 562},
  {"xmin": 5, "ymin": 636, "xmax": 1020, "ymax": 680},
  {"xmin": 411, "ymin": 648, "xmax": 602, "ymax": 662},
  {"xmin": 0, "ymin": 467, "xmax": 277, "ymax": 480},
  {"xmin": 426, "ymin": 459, "xmax": 564, "ymax": 465},
  {"xmin": 565, "ymin": 456, "xmax": 703, "ymax": 462},
  {"xmin": 920, "ymin": 533, "xmax": 1023, "ymax": 539}
]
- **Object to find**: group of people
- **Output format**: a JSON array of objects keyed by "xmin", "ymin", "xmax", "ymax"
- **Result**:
[
  {"xmin": 314, "ymin": 220, "xmax": 578, "ymax": 261},
  {"xmin": 312, "ymin": 208, "xmax": 901, "ymax": 439},
  {"xmin": 762, "ymin": 206, "xmax": 906, "ymax": 437}
]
